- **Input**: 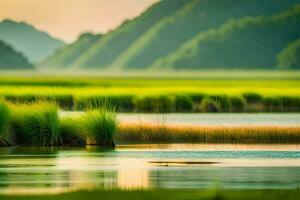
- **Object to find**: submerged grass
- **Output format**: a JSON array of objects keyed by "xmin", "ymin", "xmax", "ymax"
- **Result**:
[{"xmin": 117, "ymin": 123, "xmax": 300, "ymax": 144}]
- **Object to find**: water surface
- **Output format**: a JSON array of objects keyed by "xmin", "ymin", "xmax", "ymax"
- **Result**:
[{"xmin": 0, "ymin": 144, "xmax": 300, "ymax": 195}]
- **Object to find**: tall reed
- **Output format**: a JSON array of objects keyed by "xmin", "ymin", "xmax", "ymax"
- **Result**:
[{"xmin": 117, "ymin": 123, "xmax": 300, "ymax": 144}]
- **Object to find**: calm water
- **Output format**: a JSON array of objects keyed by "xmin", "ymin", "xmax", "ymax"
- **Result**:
[
  {"xmin": 118, "ymin": 113, "xmax": 300, "ymax": 126},
  {"xmin": 0, "ymin": 144, "xmax": 300, "ymax": 195}
]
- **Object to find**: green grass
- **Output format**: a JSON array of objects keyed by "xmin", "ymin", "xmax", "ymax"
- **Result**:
[
  {"xmin": 1, "ymin": 101, "xmax": 300, "ymax": 146},
  {"xmin": 60, "ymin": 117, "xmax": 86, "ymax": 147},
  {"xmin": 84, "ymin": 110, "xmax": 118, "ymax": 147},
  {"xmin": 0, "ymin": 189, "xmax": 299, "ymax": 200},
  {"xmin": 10, "ymin": 102, "xmax": 62, "ymax": 146},
  {"xmin": 0, "ymin": 101, "xmax": 119, "ymax": 147},
  {"xmin": 0, "ymin": 72, "xmax": 299, "ymax": 112},
  {"xmin": 0, "ymin": 100, "xmax": 10, "ymax": 146}
]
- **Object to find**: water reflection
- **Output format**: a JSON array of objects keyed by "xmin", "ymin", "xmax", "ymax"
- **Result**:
[{"xmin": 0, "ymin": 144, "xmax": 299, "ymax": 195}]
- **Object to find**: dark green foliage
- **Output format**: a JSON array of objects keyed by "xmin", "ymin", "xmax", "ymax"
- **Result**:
[
  {"xmin": 242, "ymin": 93, "xmax": 263, "ymax": 104},
  {"xmin": 263, "ymin": 97, "xmax": 284, "ymax": 112},
  {"xmin": 230, "ymin": 96, "xmax": 246, "ymax": 112},
  {"xmin": 134, "ymin": 95, "xmax": 175, "ymax": 113},
  {"xmin": 84, "ymin": 110, "xmax": 117, "ymax": 148},
  {"xmin": 75, "ymin": 95, "xmax": 134, "ymax": 112},
  {"xmin": 60, "ymin": 117, "xmax": 86, "ymax": 146},
  {"xmin": 281, "ymin": 96, "xmax": 300, "ymax": 111},
  {"xmin": 277, "ymin": 38, "xmax": 300, "ymax": 69},
  {"xmin": 209, "ymin": 95, "xmax": 232, "ymax": 112},
  {"xmin": 0, "ymin": 101, "xmax": 10, "ymax": 146},
  {"xmin": 0, "ymin": 40, "xmax": 33, "ymax": 69},
  {"xmin": 10, "ymin": 102, "xmax": 62, "ymax": 146},
  {"xmin": 175, "ymin": 95, "xmax": 194, "ymax": 112},
  {"xmin": 189, "ymin": 94, "xmax": 206, "ymax": 103},
  {"xmin": 0, "ymin": 19, "xmax": 65, "ymax": 62},
  {"xmin": 200, "ymin": 97, "xmax": 222, "ymax": 113}
]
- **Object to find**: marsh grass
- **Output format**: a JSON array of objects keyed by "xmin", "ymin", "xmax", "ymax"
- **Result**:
[
  {"xmin": 200, "ymin": 97, "xmax": 222, "ymax": 112},
  {"xmin": 175, "ymin": 95, "xmax": 194, "ymax": 112},
  {"xmin": 4, "ymin": 94, "xmax": 74, "ymax": 110},
  {"xmin": 0, "ymin": 87, "xmax": 299, "ymax": 113},
  {"xmin": 84, "ymin": 109, "xmax": 118, "ymax": 147},
  {"xmin": 0, "ymin": 100, "xmax": 10, "ymax": 146},
  {"xmin": 10, "ymin": 102, "xmax": 62, "ymax": 146},
  {"xmin": 60, "ymin": 117, "xmax": 86, "ymax": 146},
  {"xmin": 75, "ymin": 95, "xmax": 134, "ymax": 112},
  {"xmin": 117, "ymin": 123, "xmax": 300, "ymax": 144},
  {"xmin": 134, "ymin": 95, "xmax": 175, "ymax": 113}
]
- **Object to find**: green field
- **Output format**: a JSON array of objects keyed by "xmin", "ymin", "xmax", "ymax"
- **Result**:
[{"xmin": 0, "ymin": 71, "xmax": 300, "ymax": 112}]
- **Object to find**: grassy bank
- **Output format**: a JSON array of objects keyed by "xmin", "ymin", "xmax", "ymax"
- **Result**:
[
  {"xmin": 1, "ymin": 101, "xmax": 300, "ymax": 146},
  {"xmin": 0, "ymin": 101, "xmax": 117, "ymax": 147},
  {"xmin": 0, "ymin": 189, "xmax": 299, "ymax": 200},
  {"xmin": 117, "ymin": 123, "xmax": 300, "ymax": 144},
  {"xmin": 0, "ymin": 72, "xmax": 299, "ymax": 113}
]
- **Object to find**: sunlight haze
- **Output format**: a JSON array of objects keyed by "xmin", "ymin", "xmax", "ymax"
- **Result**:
[{"xmin": 0, "ymin": 0, "xmax": 159, "ymax": 42}]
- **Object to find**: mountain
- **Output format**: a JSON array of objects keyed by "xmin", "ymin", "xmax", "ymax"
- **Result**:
[
  {"xmin": 41, "ymin": 0, "xmax": 300, "ymax": 70},
  {"xmin": 0, "ymin": 40, "xmax": 33, "ymax": 70},
  {"xmin": 153, "ymin": 5, "xmax": 300, "ymax": 69},
  {"xmin": 0, "ymin": 19, "xmax": 65, "ymax": 63},
  {"xmin": 113, "ymin": 0, "xmax": 300, "ymax": 69},
  {"xmin": 277, "ymin": 38, "xmax": 300, "ymax": 69},
  {"xmin": 40, "ymin": 33, "xmax": 101, "ymax": 69},
  {"xmin": 72, "ymin": 0, "xmax": 188, "ymax": 69}
]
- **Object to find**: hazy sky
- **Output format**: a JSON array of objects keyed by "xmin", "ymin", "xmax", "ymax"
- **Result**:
[{"xmin": 0, "ymin": 0, "xmax": 159, "ymax": 42}]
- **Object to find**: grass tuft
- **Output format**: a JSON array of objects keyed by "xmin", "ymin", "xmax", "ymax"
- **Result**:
[
  {"xmin": 60, "ymin": 117, "xmax": 86, "ymax": 147},
  {"xmin": 10, "ymin": 102, "xmax": 62, "ymax": 146},
  {"xmin": 84, "ymin": 109, "xmax": 118, "ymax": 148}
]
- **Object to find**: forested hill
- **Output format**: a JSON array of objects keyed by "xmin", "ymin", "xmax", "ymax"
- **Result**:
[
  {"xmin": 41, "ymin": 0, "xmax": 300, "ymax": 70},
  {"xmin": 0, "ymin": 40, "xmax": 33, "ymax": 70},
  {"xmin": 40, "ymin": 33, "xmax": 101, "ymax": 69}
]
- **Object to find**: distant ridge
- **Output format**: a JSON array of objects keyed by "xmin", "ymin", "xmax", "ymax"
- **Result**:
[
  {"xmin": 0, "ymin": 40, "xmax": 33, "ymax": 70},
  {"xmin": 40, "ymin": 0, "xmax": 300, "ymax": 70},
  {"xmin": 0, "ymin": 19, "xmax": 65, "ymax": 63},
  {"xmin": 40, "ymin": 33, "xmax": 101, "ymax": 69}
]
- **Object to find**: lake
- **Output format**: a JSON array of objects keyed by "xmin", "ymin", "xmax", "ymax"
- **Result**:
[{"xmin": 0, "ymin": 144, "xmax": 300, "ymax": 195}]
